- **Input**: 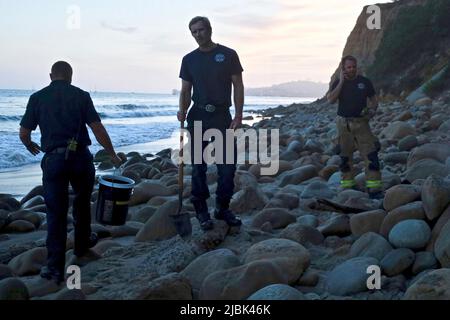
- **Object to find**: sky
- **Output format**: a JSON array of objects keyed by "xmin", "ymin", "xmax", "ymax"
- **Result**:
[{"xmin": 0, "ymin": 0, "xmax": 391, "ymax": 93}]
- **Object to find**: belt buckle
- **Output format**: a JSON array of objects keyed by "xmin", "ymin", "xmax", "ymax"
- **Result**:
[{"xmin": 205, "ymin": 104, "xmax": 216, "ymax": 112}]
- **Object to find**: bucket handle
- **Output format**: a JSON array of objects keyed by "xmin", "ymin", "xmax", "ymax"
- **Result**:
[{"xmin": 112, "ymin": 166, "xmax": 123, "ymax": 188}]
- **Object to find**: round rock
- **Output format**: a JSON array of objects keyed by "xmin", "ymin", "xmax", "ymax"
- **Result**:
[
  {"xmin": 412, "ymin": 251, "xmax": 438, "ymax": 275},
  {"xmin": 243, "ymin": 238, "xmax": 310, "ymax": 284},
  {"xmin": 326, "ymin": 257, "xmax": 379, "ymax": 296},
  {"xmin": 421, "ymin": 174, "xmax": 450, "ymax": 220},
  {"xmin": 181, "ymin": 249, "xmax": 241, "ymax": 295},
  {"xmin": 8, "ymin": 247, "xmax": 47, "ymax": 276},
  {"xmin": 0, "ymin": 278, "xmax": 29, "ymax": 300},
  {"xmin": 388, "ymin": 219, "xmax": 431, "ymax": 249},
  {"xmin": 350, "ymin": 232, "xmax": 393, "ymax": 261},
  {"xmin": 279, "ymin": 223, "xmax": 324, "ymax": 246},
  {"xmin": 398, "ymin": 135, "xmax": 418, "ymax": 152},
  {"xmin": 0, "ymin": 264, "xmax": 14, "ymax": 280},
  {"xmin": 350, "ymin": 209, "xmax": 386, "ymax": 237},
  {"xmin": 380, "ymin": 248, "xmax": 415, "ymax": 276},
  {"xmin": 300, "ymin": 181, "xmax": 336, "ymax": 200},
  {"xmin": 404, "ymin": 268, "xmax": 450, "ymax": 300},
  {"xmin": 247, "ymin": 284, "xmax": 304, "ymax": 300},
  {"xmin": 297, "ymin": 215, "xmax": 319, "ymax": 228},
  {"xmin": 435, "ymin": 219, "xmax": 450, "ymax": 268},
  {"xmin": 251, "ymin": 208, "xmax": 296, "ymax": 230},
  {"xmin": 3, "ymin": 220, "xmax": 36, "ymax": 233}
]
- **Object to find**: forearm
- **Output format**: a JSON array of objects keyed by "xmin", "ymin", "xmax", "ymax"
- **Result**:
[
  {"xmin": 19, "ymin": 126, "xmax": 32, "ymax": 148},
  {"xmin": 20, "ymin": 126, "xmax": 40, "ymax": 155},
  {"xmin": 233, "ymin": 84, "xmax": 244, "ymax": 116},
  {"xmin": 19, "ymin": 130, "xmax": 32, "ymax": 147},
  {"xmin": 327, "ymin": 81, "xmax": 344, "ymax": 103},
  {"xmin": 89, "ymin": 123, "xmax": 116, "ymax": 156},
  {"xmin": 179, "ymin": 89, "xmax": 191, "ymax": 113},
  {"xmin": 368, "ymin": 96, "xmax": 379, "ymax": 110}
]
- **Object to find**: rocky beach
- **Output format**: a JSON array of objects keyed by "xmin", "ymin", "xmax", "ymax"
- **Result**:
[
  {"xmin": 1, "ymin": 0, "xmax": 450, "ymax": 302},
  {"xmin": 0, "ymin": 90, "xmax": 449, "ymax": 300}
]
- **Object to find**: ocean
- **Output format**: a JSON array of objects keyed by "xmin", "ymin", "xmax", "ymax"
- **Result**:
[{"xmin": 0, "ymin": 89, "xmax": 316, "ymax": 171}]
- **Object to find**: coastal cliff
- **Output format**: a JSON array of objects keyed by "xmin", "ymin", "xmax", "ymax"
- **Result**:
[{"xmin": 330, "ymin": 0, "xmax": 450, "ymax": 98}]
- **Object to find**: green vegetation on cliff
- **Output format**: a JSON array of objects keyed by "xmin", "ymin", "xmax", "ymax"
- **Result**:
[
  {"xmin": 367, "ymin": 0, "xmax": 450, "ymax": 93},
  {"xmin": 424, "ymin": 65, "xmax": 450, "ymax": 97}
]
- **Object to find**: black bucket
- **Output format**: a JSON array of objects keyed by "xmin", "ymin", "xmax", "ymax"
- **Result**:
[{"xmin": 96, "ymin": 175, "xmax": 135, "ymax": 226}]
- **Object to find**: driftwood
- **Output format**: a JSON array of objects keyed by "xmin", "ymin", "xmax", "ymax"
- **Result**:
[{"xmin": 308, "ymin": 198, "xmax": 368, "ymax": 214}]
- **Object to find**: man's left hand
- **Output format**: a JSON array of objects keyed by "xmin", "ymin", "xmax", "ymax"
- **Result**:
[
  {"xmin": 367, "ymin": 108, "xmax": 377, "ymax": 119},
  {"xmin": 229, "ymin": 114, "xmax": 243, "ymax": 130},
  {"xmin": 363, "ymin": 108, "xmax": 377, "ymax": 119}
]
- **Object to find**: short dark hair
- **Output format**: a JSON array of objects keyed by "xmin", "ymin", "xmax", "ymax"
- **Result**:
[
  {"xmin": 51, "ymin": 61, "xmax": 73, "ymax": 79},
  {"xmin": 341, "ymin": 55, "xmax": 357, "ymax": 66},
  {"xmin": 189, "ymin": 16, "xmax": 212, "ymax": 31}
]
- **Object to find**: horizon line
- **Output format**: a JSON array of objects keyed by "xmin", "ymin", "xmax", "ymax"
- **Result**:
[{"xmin": 0, "ymin": 87, "xmax": 322, "ymax": 99}]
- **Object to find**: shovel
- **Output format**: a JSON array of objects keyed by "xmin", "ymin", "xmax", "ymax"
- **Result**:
[{"xmin": 171, "ymin": 119, "xmax": 192, "ymax": 238}]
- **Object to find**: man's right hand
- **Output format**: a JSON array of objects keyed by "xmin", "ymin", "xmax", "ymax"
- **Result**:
[
  {"xmin": 177, "ymin": 110, "xmax": 186, "ymax": 122},
  {"xmin": 339, "ymin": 68, "xmax": 346, "ymax": 82},
  {"xmin": 110, "ymin": 154, "xmax": 122, "ymax": 168}
]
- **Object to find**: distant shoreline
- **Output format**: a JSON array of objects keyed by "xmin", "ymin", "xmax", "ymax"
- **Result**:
[{"xmin": 0, "ymin": 88, "xmax": 322, "ymax": 99}]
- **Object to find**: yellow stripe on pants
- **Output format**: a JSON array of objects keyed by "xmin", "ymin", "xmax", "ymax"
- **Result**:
[
  {"xmin": 366, "ymin": 180, "xmax": 382, "ymax": 189},
  {"xmin": 340, "ymin": 180, "xmax": 356, "ymax": 188}
]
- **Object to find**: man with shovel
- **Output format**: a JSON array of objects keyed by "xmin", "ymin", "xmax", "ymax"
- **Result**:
[{"xmin": 177, "ymin": 16, "xmax": 244, "ymax": 231}]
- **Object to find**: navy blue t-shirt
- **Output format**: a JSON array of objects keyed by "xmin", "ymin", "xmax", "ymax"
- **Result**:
[
  {"xmin": 331, "ymin": 75, "xmax": 376, "ymax": 117},
  {"xmin": 179, "ymin": 44, "xmax": 243, "ymax": 107},
  {"xmin": 20, "ymin": 80, "xmax": 101, "ymax": 152}
]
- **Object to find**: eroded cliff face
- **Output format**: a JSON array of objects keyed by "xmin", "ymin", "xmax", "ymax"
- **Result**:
[{"xmin": 330, "ymin": 0, "xmax": 449, "ymax": 97}]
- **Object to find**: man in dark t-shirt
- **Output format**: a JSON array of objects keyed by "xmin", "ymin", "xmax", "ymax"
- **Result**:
[
  {"xmin": 177, "ymin": 16, "xmax": 243, "ymax": 231},
  {"xmin": 20, "ymin": 61, "xmax": 121, "ymax": 285},
  {"xmin": 327, "ymin": 55, "xmax": 382, "ymax": 199}
]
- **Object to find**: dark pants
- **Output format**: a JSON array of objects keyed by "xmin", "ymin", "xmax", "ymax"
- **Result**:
[
  {"xmin": 41, "ymin": 149, "xmax": 95, "ymax": 275},
  {"xmin": 187, "ymin": 107, "xmax": 237, "ymax": 206}
]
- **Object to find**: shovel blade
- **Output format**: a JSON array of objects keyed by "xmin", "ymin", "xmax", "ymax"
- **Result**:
[{"xmin": 171, "ymin": 211, "xmax": 192, "ymax": 238}]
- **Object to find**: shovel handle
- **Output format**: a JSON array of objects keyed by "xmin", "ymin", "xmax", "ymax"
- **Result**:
[{"xmin": 178, "ymin": 120, "xmax": 185, "ymax": 204}]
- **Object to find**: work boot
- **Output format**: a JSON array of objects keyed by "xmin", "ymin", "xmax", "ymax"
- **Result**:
[
  {"xmin": 192, "ymin": 199, "xmax": 213, "ymax": 231},
  {"xmin": 214, "ymin": 201, "xmax": 242, "ymax": 227},
  {"xmin": 89, "ymin": 232, "xmax": 99, "ymax": 248},
  {"xmin": 67, "ymin": 249, "xmax": 101, "ymax": 268},
  {"xmin": 40, "ymin": 266, "xmax": 64, "ymax": 285},
  {"xmin": 73, "ymin": 232, "xmax": 99, "ymax": 257}
]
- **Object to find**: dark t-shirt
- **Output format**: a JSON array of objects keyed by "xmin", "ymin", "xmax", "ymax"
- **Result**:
[
  {"xmin": 179, "ymin": 44, "xmax": 243, "ymax": 107},
  {"xmin": 20, "ymin": 80, "xmax": 101, "ymax": 152},
  {"xmin": 330, "ymin": 75, "xmax": 376, "ymax": 117}
]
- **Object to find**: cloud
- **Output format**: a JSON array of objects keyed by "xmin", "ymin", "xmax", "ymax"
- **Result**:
[{"xmin": 100, "ymin": 21, "xmax": 137, "ymax": 34}]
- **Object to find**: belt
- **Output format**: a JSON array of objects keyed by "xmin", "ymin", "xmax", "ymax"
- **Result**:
[
  {"xmin": 194, "ymin": 104, "xmax": 229, "ymax": 113},
  {"xmin": 47, "ymin": 146, "xmax": 88, "ymax": 154},
  {"xmin": 338, "ymin": 115, "xmax": 365, "ymax": 121}
]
